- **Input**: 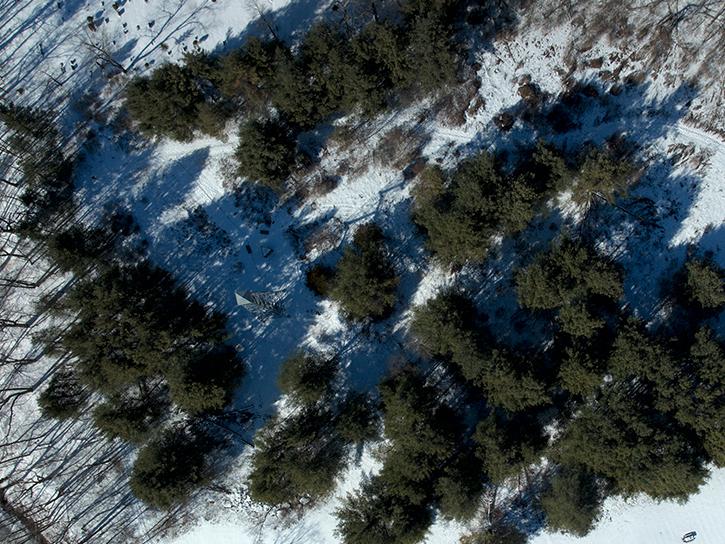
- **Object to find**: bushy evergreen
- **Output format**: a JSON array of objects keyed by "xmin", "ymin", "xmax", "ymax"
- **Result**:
[
  {"xmin": 248, "ymin": 406, "xmax": 346, "ymax": 505},
  {"xmin": 669, "ymin": 327, "xmax": 725, "ymax": 466},
  {"xmin": 571, "ymin": 147, "xmax": 636, "ymax": 205},
  {"xmin": 297, "ymin": 23, "xmax": 384, "ymax": 119},
  {"xmin": 167, "ymin": 346, "xmax": 244, "ymax": 414},
  {"xmin": 306, "ymin": 263, "xmax": 336, "ymax": 297},
  {"xmin": 377, "ymin": 369, "xmax": 460, "ymax": 503},
  {"xmin": 234, "ymin": 117, "xmax": 298, "ymax": 191},
  {"xmin": 557, "ymin": 339, "xmax": 607, "ymax": 397},
  {"xmin": 216, "ymin": 38, "xmax": 280, "ymax": 110},
  {"xmin": 277, "ymin": 352, "xmax": 337, "ymax": 405},
  {"xmin": 44, "ymin": 225, "xmax": 112, "ymax": 273},
  {"xmin": 460, "ymin": 521, "xmax": 527, "ymax": 544},
  {"xmin": 541, "ymin": 465, "xmax": 602, "ymax": 536},
  {"xmin": 412, "ymin": 152, "xmax": 542, "ymax": 265},
  {"xmin": 125, "ymin": 64, "xmax": 207, "ymax": 141},
  {"xmin": 129, "ymin": 426, "xmax": 212, "ymax": 509},
  {"xmin": 607, "ymin": 318, "xmax": 674, "ymax": 388},
  {"xmin": 330, "ymin": 223, "xmax": 399, "ymax": 321},
  {"xmin": 516, "ymin": 238, "xmax": 623, "ymax": 337},
  {"xmin": 37, "ymin": 368, "xmax": 86, "ymax": 419},
  {"xmin": 682, "ymin": 258, "xmax": 725, "ymax": 311},
  {"xmin": 435, "ymin": 452, "xmax": 485, "ymax": 521},
  {"xmin": 412, "ymin": 291, "xmax": 547, "ymax": 410},
  {"xmin": 93, "ymin": 392, "xmax": 165, "ymax": 444},
  {"xmin": 337, "ymin": 368, "xmax": 465, "ymax": 543},
  {"xmin": 335, "ymin": 392, "xmax": 379, "ymax": 444},
  {"xmin": 336, "ymin": 477, "xmax": 432, "ymax": 544},
  {"xmin": 473, "ymin": 411, "xmax": 546, "ymax": 484},
  {"xmin": 401, "ymin": 13, "xmax": 457, "ymax": 96}
]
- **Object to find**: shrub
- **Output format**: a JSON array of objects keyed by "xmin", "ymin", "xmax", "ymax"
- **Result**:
[
  {"xmin": 38, "ymin": 368, "xmax": 86, "ymax": 419},
  {"xmin": 330, "ymin": 223, "xmax": 399, "ymax": 321},
  {"xmin": 130, "ymin": 427, "xmax": 212, "ymax": 509},
  {"xmin": 277, "ymin": 352, "xmax": 337, "ymax": 405},
  {"xmin": 460, "ymin": 521, "xmax": 527, "ymax": 544}
]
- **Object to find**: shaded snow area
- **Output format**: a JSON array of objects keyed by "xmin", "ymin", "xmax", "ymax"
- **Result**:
[{"xmin": 1, "ymin": 0, "xmax": 724, "ymax": 543}]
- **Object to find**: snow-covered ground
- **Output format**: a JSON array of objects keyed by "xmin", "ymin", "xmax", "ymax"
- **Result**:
[
  {"xmin": 1, "ymin": 0, "xmax": 724, "ymax": 543},
  {"xmin": 169, "ymin": 466, "xmax": 725, "ymax": 544}
]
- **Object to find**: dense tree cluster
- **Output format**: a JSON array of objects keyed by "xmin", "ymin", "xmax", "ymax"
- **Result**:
[
  {"xmin": 516, "ymin": 238, "xmax": 623, "ymax": 337},
  {"xmin": 37, "ymin": 261, "xmax": 244, "ymax": 508},
  {"xmin": 412, "ymin": 143, "xmax": 637, "ymax": 266},
  {"xmin": 329, "ymin": 223, "xmax": 400, "ymax": 321},
  {"xmin": 124, "ymin": 0, "xmax": 462, "ymax": 192},
  {"xmin": 0, "ymin": 102, "xmax": 74, "ymax": 235},
  {"xmin": 249, "ymin": 352, "xmax": 377, "ymax": 506},
  {"xmin": 412, "ymin": 291, "xmax": 547, "ymax": 410},
  {"xmin": 337, "ymin": 368, "xmax": 471, "ymax": 544},
  {"xmin": 142, "ymin": 6, "xmax": 468, "ymax": 141}
]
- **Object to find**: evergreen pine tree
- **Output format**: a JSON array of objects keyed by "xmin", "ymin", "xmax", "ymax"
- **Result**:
[
  {"xmin": 125, "ymin": 64, "xmax": 205, "ymax": 140},
  {"xmin": 330, "ymin": 223, "xmax": 399, "ymax": 321},
  {"xmin": 277, "ymin": 352, "xmax": 337, "ymax": 405},
  {"xmin": 234, "ymin": 117, "xmax": 297, "ymax": 191},
  {"xmin": 683, "ymin": 258, "xmax": 725, "ymax": 311},
  {"xmin": 37, "ymin": 368, "xmax": 86, "ymax": 419},
  {"xmin": 248, "ymin": 406, "xmax": 346, "ymax": 505},
  {"xmin": 473, "ymin": 411, "xmax": 546, "ymax": 484},
  {"xmin": 93, "ymin": 392, "xmax": 166, "ymax": 444},
  {"xmin": 130, "ymin": 426, "xmax": 212, "ymax": 509},
  {"xmin": 541, "ymin": 465, "xmax": 602, "ymax": 536}
]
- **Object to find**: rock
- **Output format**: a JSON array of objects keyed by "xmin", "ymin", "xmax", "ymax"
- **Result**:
[
  {"xmin": 585, "ymin": 56, "xmax": 604, "ymax": 69},
  {"xmin": 517, "ymin": 82, "xmax": 540, "ymax": 105}
]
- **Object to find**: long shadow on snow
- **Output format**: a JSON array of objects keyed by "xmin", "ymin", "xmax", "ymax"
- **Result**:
[{"xmin": 451, "ymin": 78, "xmax": 698, "ymax": 343}]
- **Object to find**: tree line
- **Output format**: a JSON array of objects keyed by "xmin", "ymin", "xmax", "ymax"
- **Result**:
[
  {"xmin": 246, "ymin": 138, "xmax": 723, "ymax": 543},
  {"xmin": 0, "ymin": 102, "xmax": 246, "ymax": 510},
  {"xmin": 124, "ymin": 0, "xmax": 464, "ymax": 190}
]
